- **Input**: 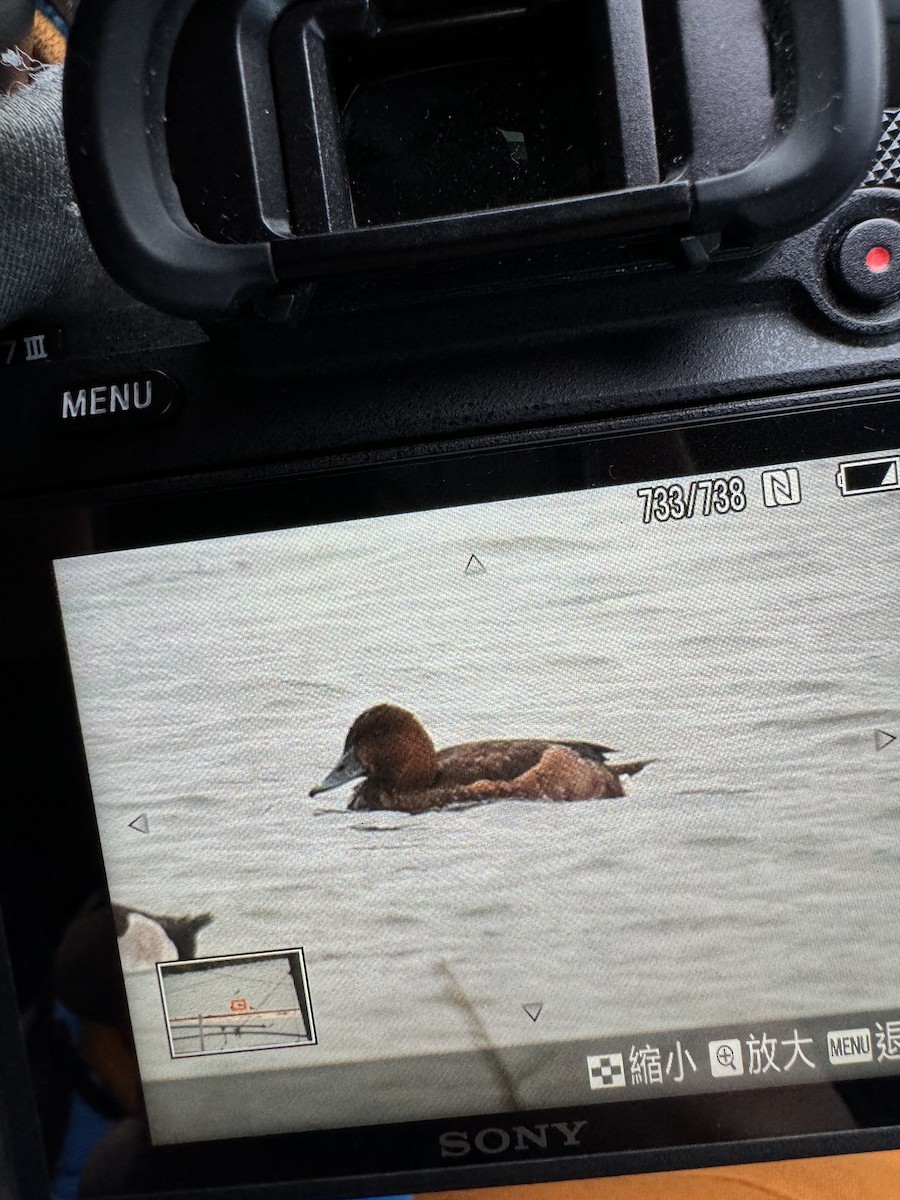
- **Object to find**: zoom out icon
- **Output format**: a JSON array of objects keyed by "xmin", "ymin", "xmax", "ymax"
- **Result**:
[
  {"xmin": 708, "ymin": 1038, "xmax": 745, "ymax": 1077},
  {"xmin": 761, "ymin": 468, "xmax": 802, "ymax": 507}
]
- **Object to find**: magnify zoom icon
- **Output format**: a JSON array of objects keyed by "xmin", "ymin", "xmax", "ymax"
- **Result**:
[{"xmin": 709, "ymin": 1038, "xmax": 745, "ymax": 1077}]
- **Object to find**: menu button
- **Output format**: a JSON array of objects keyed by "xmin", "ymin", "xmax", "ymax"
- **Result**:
[
  {"xmin": 55, "ymin": 371, "xmax": 178, "ymax": 430},
  {"xmin": 827, "ymin": 1028, "xmax": 873, "ymax": 1065}
]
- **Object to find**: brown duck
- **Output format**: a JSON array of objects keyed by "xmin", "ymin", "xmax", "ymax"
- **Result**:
[{"xmin": 310, "ymin": 703, "xmax": 648, "ymax": 814}]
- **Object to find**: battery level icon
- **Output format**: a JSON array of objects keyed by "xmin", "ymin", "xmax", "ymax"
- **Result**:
[{"xmin": 835, "ymin": 456, "xmax": 900, "ymax": 496}]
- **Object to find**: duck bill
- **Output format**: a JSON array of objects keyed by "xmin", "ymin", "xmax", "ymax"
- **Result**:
[{"xmin": 309, "ymin": 747, "xmax": 366, "ymax": 796}]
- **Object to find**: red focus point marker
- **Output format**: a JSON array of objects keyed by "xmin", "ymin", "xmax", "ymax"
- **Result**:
[{"xmin": 865, "ymin": 245, "xmax": 892, "ymax": 274}]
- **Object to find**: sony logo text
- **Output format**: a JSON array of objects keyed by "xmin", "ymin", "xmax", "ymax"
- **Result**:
[{"xmin": 439, "ymin": 1121, "xmax": 588, "ymax": 1159}]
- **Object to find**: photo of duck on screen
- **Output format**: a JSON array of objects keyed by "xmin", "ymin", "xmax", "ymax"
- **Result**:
[
  {"xmin": 309, "ymin": 701, "xmax": 649, "ymax": 812},
  {"xmin": 53, "ymin": 453, "xmax": 900, "ymax": 1146}
]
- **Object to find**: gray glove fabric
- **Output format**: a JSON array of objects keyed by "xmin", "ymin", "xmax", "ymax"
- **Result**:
[{"xmin": 0, "ymin": 65, "xmax": 103, "ymax": 328}]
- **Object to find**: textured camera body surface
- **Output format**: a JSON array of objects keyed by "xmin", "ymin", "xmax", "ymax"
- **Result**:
[
  {"xmin": 3, "ymin": 0, "xmax": 898, "ymax": 502},
  {"xmin": 5, "ymin": 167, "xmax": 900, "ymax": 504}
]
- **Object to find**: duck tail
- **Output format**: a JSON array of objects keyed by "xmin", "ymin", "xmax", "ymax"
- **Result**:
[
  {"xmin": 559, "ymin": 740, "xmax": 617, "ymax": 765},
  {"xmin": 610, "ymin": 759, "xmax": 654, "ymax": 777}
]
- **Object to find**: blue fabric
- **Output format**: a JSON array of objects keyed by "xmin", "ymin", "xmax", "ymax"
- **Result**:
[
  {"xmin": 50, "ymin": 1005, "xmax": 116, "ymax": 1200},
  {"xmin": 36, "ymin": 1, "xmax": 69, "ymax": 36},
  {"xmin": 52, "ymin": 1091, "xmax": 116, "ymax": 1200},
  {"xmin": 53, "ymin": 1001, "xmax": 79, "ymax": 1040}
]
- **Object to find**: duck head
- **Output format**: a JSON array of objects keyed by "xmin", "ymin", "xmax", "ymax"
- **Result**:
[{"xmin": 310, "ymin": 704, "xmax": 438, "ymax": 807}]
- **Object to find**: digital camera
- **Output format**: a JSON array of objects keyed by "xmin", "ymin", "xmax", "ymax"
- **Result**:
[{"xmin": 2, "ymin": 0, "xmax": 900, "ymax": 1197}]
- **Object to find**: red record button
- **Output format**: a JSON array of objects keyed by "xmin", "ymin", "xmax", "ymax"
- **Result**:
[
  {"xmin": 835, "ymin": 218, "xmax": 900, "ymax": 307},
  {"xmin": 865, "ymin": 245, "xmax": 891, "ymax": 274}
]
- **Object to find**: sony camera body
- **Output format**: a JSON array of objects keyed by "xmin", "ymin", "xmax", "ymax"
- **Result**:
[{"xmin": 2, "ymin": 1, "xmax": 900, "ymax": 1198}]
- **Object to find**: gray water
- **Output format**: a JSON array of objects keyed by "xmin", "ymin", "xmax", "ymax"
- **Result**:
[{"xmin": 55, "ymin": 457, "xmax": 900, "ymax": 1098}]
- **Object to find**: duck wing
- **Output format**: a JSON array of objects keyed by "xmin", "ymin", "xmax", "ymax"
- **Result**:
[
  {"xmin": 468, "ymin": 745, "xmax": 626, "ymax": 802},
  {"xmin": 435, "ymin": 738, "xmax": 615, "ymax": 785}
]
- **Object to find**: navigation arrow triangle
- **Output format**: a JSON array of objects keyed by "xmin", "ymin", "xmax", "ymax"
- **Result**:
[
  {"xmin": 129, "ymin": 814, "xmax": 150, "ymax": 834},
  {"xmin": 875, "ymin": 730, "xmax": 897, "ymax": 752},
  {"xmin": 465, "ymin": 554, "xmax": 486, "ymax": 576},
  {"xmin": 523, "ymin": 1002, "xmax": 543, "ymax": 1022}
]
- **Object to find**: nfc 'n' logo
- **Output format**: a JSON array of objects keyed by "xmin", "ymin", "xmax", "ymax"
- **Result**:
[
  {"xmin": 761, "ymin": 467, "xmax": 802, "ymax": 508},
  {"xmin": 439, "ymin": 1120, "xmax": 587, "ymax": 1159}
]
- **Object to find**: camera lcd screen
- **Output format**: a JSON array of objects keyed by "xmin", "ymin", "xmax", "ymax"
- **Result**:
[{"xmin": 51, "ymin": 435, "xmax": 900, "ymax": 1151}]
